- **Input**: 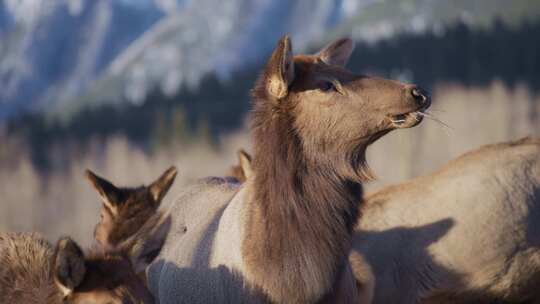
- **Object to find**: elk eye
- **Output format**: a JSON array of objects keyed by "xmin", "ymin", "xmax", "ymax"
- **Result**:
[{"xmin": 320, "ymin": 81, "xmax": 335, "ymax": 92}]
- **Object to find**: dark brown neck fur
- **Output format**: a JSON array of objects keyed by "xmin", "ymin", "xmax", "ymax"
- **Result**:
[{"xmin": 241, "ymin": 70, "xmax": 364, "ymax": 303}]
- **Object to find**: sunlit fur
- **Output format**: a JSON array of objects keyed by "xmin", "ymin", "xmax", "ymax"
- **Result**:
[{"xmin": 227, "ymin": 149, "xmax": 253, "ymax": 183}]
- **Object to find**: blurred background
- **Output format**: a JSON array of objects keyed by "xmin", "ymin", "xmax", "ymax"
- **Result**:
[{"xmin": 1, "ymin": 0, "xmax": 539, "ymax": 245}]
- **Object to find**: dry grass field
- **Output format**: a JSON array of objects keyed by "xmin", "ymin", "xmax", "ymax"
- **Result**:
[{"xmin": 0, "ymin": 81, "xmax": 538, "ymax": 246}]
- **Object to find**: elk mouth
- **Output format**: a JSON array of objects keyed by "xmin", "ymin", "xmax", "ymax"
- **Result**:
[{"xmin": 388, "ymin": 100, "xmax": 431, "ymax": 129}]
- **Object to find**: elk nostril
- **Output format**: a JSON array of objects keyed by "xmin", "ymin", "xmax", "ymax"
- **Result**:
[{"xmin": 411, "ymin": 87, "xmax": 427, "ymax": 104}]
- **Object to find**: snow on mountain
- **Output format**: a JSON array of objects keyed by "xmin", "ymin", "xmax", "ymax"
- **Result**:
[
  {"xmin": 75, "ymin": 0, "xmax": 347, "ymax": 110},
  {"xmin": 2, "ymin": 0, "xmax": 536, "ymax": 120},
  {"xmin": 0, "ymin": 0, "xmax": 163, "ymax": 119},
  {"xmin": 0, "ymin": 1, "xmax": 12, "ymax": 32},
  {"xmin": 0, "ymin": 0, "xmax": 364, "ymax": 119},
  {"xmin": 0, "ymin": 0, "xmax": 360, "ymax": 119}
]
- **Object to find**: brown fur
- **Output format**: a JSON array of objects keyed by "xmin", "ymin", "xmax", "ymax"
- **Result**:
[
  {"xmin": 86, "ymin": 167, "xmax": 177, "ymax": 248},
  {"xmin": 0, "ymin": 233, "xmax": 57, "ymax": 303},
  {"xmin": 0, "ymin": 212, "xmax": 170, "ymax": 304},
  {"xmin": 240, "ymin": 36, "xmax": 429, "ymax": 303}
]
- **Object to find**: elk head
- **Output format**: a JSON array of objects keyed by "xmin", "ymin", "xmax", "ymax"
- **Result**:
[
  {"xmin": 53, "ymin": 213, "xmax": 171, "ymax": 304},
  {"xmin": 252, "ymin": 36, "xmax": 430, "ymax": 181},
  {"xmin": 85, "ymin": 167, "xmax": 177, "ymax": 248}
]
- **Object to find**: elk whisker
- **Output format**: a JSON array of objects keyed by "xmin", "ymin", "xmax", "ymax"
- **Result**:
[{"xmin": 416, "ymin": 111, "xmax": 454, "ymax": 132}]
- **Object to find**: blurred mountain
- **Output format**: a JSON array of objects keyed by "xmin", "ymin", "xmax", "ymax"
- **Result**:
[
  {"xmin": 0, "ymin": 0, "xmax": 539, "ymax": 120},
  {"xmin": 0, "ymin": 1, "xmax": 10, "ymax": 32},
  {"xmin": 54, "ymin": 0, "xmax": 345, "ymax": 117},
  {"xmin": 0, "ymin": 0, "xmax": 163, "ymax": 119}
]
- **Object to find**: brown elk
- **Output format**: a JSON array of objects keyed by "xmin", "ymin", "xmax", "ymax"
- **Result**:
[
  {"xmin": 0, "ymin": 212, "xmax": 171, "ymax": 304},
  {"xmin": 85, "ymin": 167, "xmax": 177, "ymax": 248},
  {"xmin": 148, "ymin": 35, "xmax": 429, "ymax": 303}
]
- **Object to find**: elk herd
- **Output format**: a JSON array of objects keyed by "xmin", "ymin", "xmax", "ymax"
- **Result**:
[{"xmin": 1, "ymin": 36, "xmax": 539, "ymax": 304}]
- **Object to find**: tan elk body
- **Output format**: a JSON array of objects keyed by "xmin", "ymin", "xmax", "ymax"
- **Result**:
[
  {"xmin": 148, "ymin": 36, "xmax": 430, "ymax": 303},
  {"xmin": 351, "ymin": 137, "xmax": 540, "ymax": 303}
]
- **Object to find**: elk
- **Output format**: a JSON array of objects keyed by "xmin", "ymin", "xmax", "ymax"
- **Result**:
[
  {"xmin": 350, "ymin": 137, "xmax": 540, "ymax": 303},
  {"xmin": 148, "ymin": 35, "xmax": 430, "ymax": 303},
  {"xmin": 85, "ymin": 166, "xmax": 177, "ymax": 248},
  {"xmin": 0, "ymin": 212, "xmax": 171, "ymax": 304}
]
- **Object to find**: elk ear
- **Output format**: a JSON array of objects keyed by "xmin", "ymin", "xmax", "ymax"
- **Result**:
[
  {"xmin": 53, "ymin": 237, "xmax": 86, "ymax": 296},
  {"xmin": 148, "ymin": 166, "xmax": 177, "ymax": 204},
  {"xmin": 85, "ymin": 169, "xmax": 122, "ymax": 212},
  {"xmin": 264, "ymin": 35, "xmax": 295, "ymax": 99},
  {"xmin": 237, "ymin": 149, "xmax": 253, "ymax": 180},
  {"xmin": 317, "ymin": 38, "xmax": 355, "ymax": 67},
  {"xmin": 122, "ymin": 212, "xmax": 171, "ymax": 274}
]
